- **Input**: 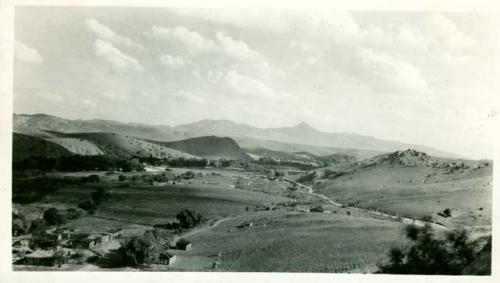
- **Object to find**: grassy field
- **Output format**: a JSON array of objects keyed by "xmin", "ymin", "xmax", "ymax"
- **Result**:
[
  {"xmin": 33, "ymin": 173, "xmax": 292, "ymax": 225},
  {"xmin": 182, "ymin": 211, "xmax": 407, "ymax": 272},
  {"xmin": 315, "ymin": 163, "xmax": 492, "ymax": 228}
]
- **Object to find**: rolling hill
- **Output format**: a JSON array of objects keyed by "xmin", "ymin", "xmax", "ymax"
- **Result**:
[
  {"xmin": 151, "ymin": 136, "xmax": 251, "ymax": 160},
  {"xmin": 13, "ymin": 113, "xmax": 176, "ymax": 140},
  {"xmin": 175, "ymin": 119, "xmax": 460, "ymax": 158},
  {"xmin": 13, "ymin": 114, "xmax": 461, "ymax": 159},
  {"xmin": 309, "ymin": 149, "xmax": 493, "ymax": 228},
  {"xmin": 45, "ymin": 131, "xmax": 197, "ymax": 159},
  {"xmin": 12, "ymin": 133, "xmax": 73, "ymax": 162}
]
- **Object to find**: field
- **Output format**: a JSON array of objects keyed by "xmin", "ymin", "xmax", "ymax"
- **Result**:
[
  {"xmin": 182, "ymin": 211, "xmax": 407, "ymax": 272},
  {"xmin": 13, "ymin": 155, "xmax": 493, "ymax": 273},
  {"xmin": 314, "ymin": 162, "xmax": 493, "ymax": 229},
  {"xmin": 32, "ymin": 171, "xmax": 291, "ymax": 225}
]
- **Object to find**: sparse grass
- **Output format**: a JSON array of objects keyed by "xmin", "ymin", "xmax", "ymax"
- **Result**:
[
  {"xmin": 34, "ymin": 176, "xmax": 291, "ymax": 225},
  {"xmin": 315, "ymin": 164, "xmax": 492, "ymax": 228},
  {"xmin": 183, "ymin": 211, "xmax": 407, "ymax": 272}
]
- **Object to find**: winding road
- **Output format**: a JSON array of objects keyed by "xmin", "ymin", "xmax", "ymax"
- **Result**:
[{"xmin": 282, "ymin": 177, "xmax": 449, "ymax": 230}]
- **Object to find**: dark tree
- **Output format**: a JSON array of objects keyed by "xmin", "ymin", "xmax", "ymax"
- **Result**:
[
  {"xmin": 378, "ymin": 224, "xmax": 489, "ymax": 275},
  {"xmin": 78, "ymin": 197, "xmax": 96, "ymax": 213},
  {"xmin": 43, "ymin": 208, "xmax": 65, "ymax": 226},
  {"xmin": 176, "ymin": 209, "xmax": 203, "ymax": 229},
  {"xmin": 90, "ymin": 187, "xmax": 109, "ymax": 205},
  {"xmin": 118, "ymin": 230, "xmax": 161, "ymax": 267}
]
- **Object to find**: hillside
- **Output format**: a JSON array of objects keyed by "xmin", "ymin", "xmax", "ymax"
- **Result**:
[
  {"xmin": 12, "ymin": 133, "xmax": 73, "ymax": 162},
  {"xmin": 176, "ymin": 120, "xmax": 460, "ymax": 158},
  {"xmin": 13, "ymin": 114, "xmax": 461, "ymax": 159},
  {"xmin": 310, "ymin": 149, "xmax": 493, "ymax": 228},
  {"xmin": 13, "ymin": 113, "xmax": 176, "ymax": 141},
  {"xmin": 236, "ymin": 137, "xmax": 382, "ymax": 160},
  {"xmin": 46, "ymin": 131, "xmax": 197, "ymax": 159},
  {"xmin": 153, "ymin": 136, "xmax": 251, "ymax": 160},
  {"xmin": 245, "ymin": 147, "xmax": 356, "ymax": 166}
]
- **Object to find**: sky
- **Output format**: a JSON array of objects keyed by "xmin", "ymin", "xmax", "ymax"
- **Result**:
[{"xmin": 13, "ymin": 7, "xmax": 497, "ymax": 158}]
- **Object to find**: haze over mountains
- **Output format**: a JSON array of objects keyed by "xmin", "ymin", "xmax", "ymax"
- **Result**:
[{"xmin": 13, "ymin": 113, "xmax": 461, "ymax": 159}]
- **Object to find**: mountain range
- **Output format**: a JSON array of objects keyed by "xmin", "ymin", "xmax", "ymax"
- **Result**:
[{"xmin": 13, "ymin": 113, "xmax": 460, "ymax": 159}]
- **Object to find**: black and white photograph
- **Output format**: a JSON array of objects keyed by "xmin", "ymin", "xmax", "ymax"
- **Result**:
[{"xmin": 1, "ymin": 0, "xmax": 498, "ymax": 280}]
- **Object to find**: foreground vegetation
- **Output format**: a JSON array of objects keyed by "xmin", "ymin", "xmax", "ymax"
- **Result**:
[{"xmin": 379, "ymin": 224, "xmax": 491, "ymax": 275}]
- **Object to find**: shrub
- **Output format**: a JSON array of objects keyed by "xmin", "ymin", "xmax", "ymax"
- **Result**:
[
  {"xmin": 43, "ymin": 208, "xmax": 66, "ymax": 226},
  {"xmin": 118, "ymin": 230, "xmax": 162, "ymax": 267},
  {"xmin": 78, "ymin": 197, "xmax": 96, "ymax": 213},
  {"xmin": 176, "ymin": 209, "xmax": 203, "ymax": 229},
  {"xmin": 378, "ymin": 224, "xmax": 489, "ymax": 275}
]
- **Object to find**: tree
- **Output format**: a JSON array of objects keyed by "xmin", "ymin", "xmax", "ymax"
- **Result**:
[
  {"xmin": 90, "ymin": 187, "xmax": 109, "ymax": 205},
  {"xmin": 119, "ymin": 230, "xmax": 161, "ymax": 267},
  {"xmin": 78, "ymin": 197, "xmax": 96, "ymax": 213},
  {"xmin": 378, "ymin": 224, "xmax": 487, "ymax": 275},
  {"xmin": 443, "ymin": 208, "xmax": 452, "ymax": 217},
  {"xmin": 176, "ymin": 209, "xmax": 203, "ymax": 229},
  {"xmin": 43, "ymin": 208, "xmax": 65, "ymax": 226}
]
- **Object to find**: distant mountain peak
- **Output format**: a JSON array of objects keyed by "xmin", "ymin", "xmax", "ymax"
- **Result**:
[{"xmin": 292, "ymin": 121, "xmax": 317, "ymax": 131}]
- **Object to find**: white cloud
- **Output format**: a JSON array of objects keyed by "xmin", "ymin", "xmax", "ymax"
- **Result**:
[
  {"xmin": 216, "ymin": 32, "xmax": 262, "ymax": 62},
  {"xmin": 223, "ymin": 70, "xmax": 285, "ymax": 100},
  {"xmin": 160, "ymin": 54, "xmax": 186, "ymax": 68},
  {"xmin": 424, "ymin": 13, "xmax": 478, "ymax": 53},
  {"xmin": 85, "ymin": 18, "xmax": 142, "ymax": 49},
  {"xmin": 151, "ymin": 26, "xmax": 216, "ymax": 54},
  {"xmin": 215, "ymin": 31, "xmax": 274, "ymax": 78},
  {"xmin": 170, "ymin": 8, "xmax": 290, "ymax": 33},
  {"xmin": 14, "ymin": 40, "xmax": 43, "ymax": 64},
  {"xmin": 94, "ymin": 39, "xmax": 143, "ymax": 72},
  {"xmin": 174, "ymin": 91, "xmax": 206, "ymax": 104},
  {"xmin": 357, "ymin": 48, "xmax": 427, "ymax": 94}
]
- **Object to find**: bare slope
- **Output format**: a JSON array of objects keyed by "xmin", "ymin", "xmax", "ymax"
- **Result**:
[
  {"xmin": 312, "ymin": 149, "xmax": 493, "ymax": 228},
  {"xmin": 153, "ymin": 136, "xmax": 251, "ymax": 160},
  {"xmin": 47, "ymin": 132, "xmax": 196, "ymax": 159}
]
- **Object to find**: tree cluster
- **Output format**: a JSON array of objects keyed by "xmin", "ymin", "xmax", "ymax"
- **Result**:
[
  {"xmin": 378, "ymin": 224, "xmax": 491, "ymax": 275},
  {"xmin": 13, "ymin": 155, "xmax": 145, "ymax": 172},
  {"xmin": 78, "ymin": 187, "xmax": 110, "ymax": 213},
  {"xmin": 118, "ymin": 230, "xmax": 163, "ymax": 268}
]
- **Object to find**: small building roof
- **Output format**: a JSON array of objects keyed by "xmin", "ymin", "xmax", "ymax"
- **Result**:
[
  {"xmin": 159, "ymin": 252, "xmax": 176, "ymax": 259},
  {"xmin": 25, "ymin": 250, "xmax": 54, "ymax": 258}
]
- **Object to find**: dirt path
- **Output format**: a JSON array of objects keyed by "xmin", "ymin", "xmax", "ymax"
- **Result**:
[
  {"xmin": 282, "ymin": 177, "xmax": 449, "ymax": 230},
  {"xmin": 181, "ymin": 217, "xmax": 234, "ymax": 239}
]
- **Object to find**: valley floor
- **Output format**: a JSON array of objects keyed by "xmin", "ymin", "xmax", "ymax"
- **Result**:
[{"xmin": 12, "ymin": 166, "xmax": 491, "ymax": 272}]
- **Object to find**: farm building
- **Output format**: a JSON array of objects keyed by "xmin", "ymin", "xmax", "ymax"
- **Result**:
[
  {"xmin": 175, "ymin": 239, "xmax": 192, "ymax": 251},
  {"xmin": 310, "ymin": 205, "xmax": 324, "ymax": 213},
  {"xmin": 107, "ymin": 228, "xmax": 124, "ymax": 238},
  {"xmin": 21, "ymin": 250, "xmax": 64, "ymax": 266},
  {"xmin": 70, "ymin": 234, "xmax": 96, "ymax": 249},
  {"xmin": 157, "ymin": 252, "xmax": 176, "ymax": 265},
  {"xmin": 294, "ymin": 205, "xmax": 310, "ymax": 212},
  {"xmin": 12, "ymin": 237, "xmax": 30, "ymax": 248}
]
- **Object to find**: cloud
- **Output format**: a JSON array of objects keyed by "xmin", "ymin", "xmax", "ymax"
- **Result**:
[
  {"xmin": 222, "ymin": 70, "xmax": 285, "ymax": 100},
  {"xmin": 159, "ymin": 54, "xmax": 186, "ymax": 68},
  {"xmin": 170, "ymin": 8, "xmax": 290, "ymax": 33},
  {"xmin": 14, "ymin": 40, "xmax": 43, "ymax": 64},
  {"xmin": 357, "ymin": 48, "xmax": 427, "ymax": 94},
  {"xmin": 85, "ymin": 18, "xmax": 142, "ymax": 49},
  {"xmin": 424, "ymin": 13, "xmax": 478, "ymax": 53},
  {"xmin": 215, "ymin": 32, "xmax": 274, "ymax": 78},
  {"xmin": 174, "ymin": 91, "xmax": 206, "ymax": 104},
  {"xmin": 151, "ymin": 26, "xmax": 216, "ymax": 54},
  {"xmin": 94, "ymin": 39, "xmax": 143, "ymax": 72}
]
